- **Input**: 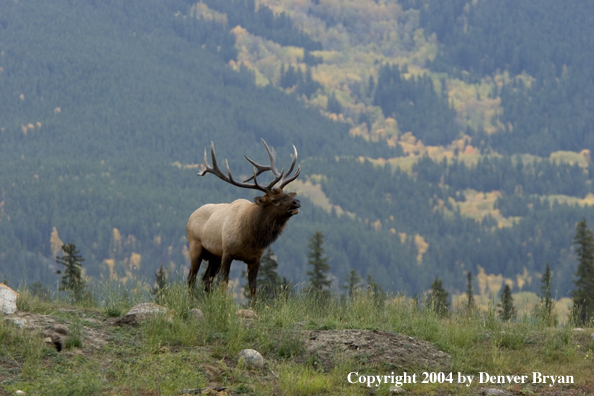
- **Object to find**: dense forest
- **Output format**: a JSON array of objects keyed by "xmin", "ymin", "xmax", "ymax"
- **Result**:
[{"xmin": 1, "ymin": 0, "xmax": 594, "ymax": 300}]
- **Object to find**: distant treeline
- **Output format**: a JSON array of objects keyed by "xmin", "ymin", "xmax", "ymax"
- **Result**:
[
  {"xmin": 373, "ymin": 64, "xmax": 459, "ymax": 146},
  {"xmin": 413, "ymin": 156, "xmax": 591, "ymax": 198},
  {"xmin": 199, "ymin": 0, "xmax": 323, "ymax": 50}
]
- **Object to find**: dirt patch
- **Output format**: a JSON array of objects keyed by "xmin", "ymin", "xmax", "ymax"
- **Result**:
[
  {"xmin": 302, "ymin": 329, "xmax": 452, "ymax": 371},
  {"xmin": 6, "ymin": 311, "xmax": 110, "ymax": 351}
]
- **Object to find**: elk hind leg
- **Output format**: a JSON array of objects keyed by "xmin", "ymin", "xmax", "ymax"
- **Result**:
[
  {"xmin": 188, "ymin": 241, "xmax": 205, "ymax": 288},
  {"xmin": 219, "ymin": 254, "xmax": 234, "ymax": 289},
  {"xmin": 203, "ymin": 255, "xmax": 221, "ymax": 293},
  {"xmin": 247, "ymin": 260, "xmax": 261, "ymax": 307}
]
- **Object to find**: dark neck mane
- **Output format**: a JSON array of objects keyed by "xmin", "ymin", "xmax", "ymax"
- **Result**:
[{"xmin": 247, "ymin": 206, "xmax": 290, "ymax": 250}]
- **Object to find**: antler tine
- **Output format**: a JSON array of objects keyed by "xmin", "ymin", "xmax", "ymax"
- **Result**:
[
  {"xmin": 260, "ymin": 138, "xmax": 278, "ymax": 172},
  {"xmin": 243, "ymin": 139, "xmax": 282, "ymax": 182},
  {"xmin": 280, "ymin": 165, "xmax": 301, "ymax": 189},
  {"xmin": 265, "ymin": 168, "xmax": 285, "ymax": 190},
  {"xmin": 197, "ymin": 146, "xmax": 209, "ymax": 177},
  {"xmin": 279, "ymin": 145, "xmax": 300, "ymax": 189}
]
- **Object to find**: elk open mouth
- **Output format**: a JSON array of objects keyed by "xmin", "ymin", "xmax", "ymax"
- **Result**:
[{"xmin": 289, "ymin": 201, "xmax": 301, "ymax": 215}]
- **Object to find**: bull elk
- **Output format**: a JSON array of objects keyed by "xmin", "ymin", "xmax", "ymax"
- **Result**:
[{"xmin": 187, "ymin": 139, "xmax": 301, "ymax": 303}]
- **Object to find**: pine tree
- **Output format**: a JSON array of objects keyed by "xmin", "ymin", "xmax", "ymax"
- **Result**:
[
  {"xmin": 498, "ymin": 284, "xmax": 516, "ymax": 321},
  {"xmin": 539, "ymin": 263, "xmax": 556, "ymax": 324},
  {"xmin": 572, "ymin": 219, "xmax": 594, "ymax": 325},
  {"xmin": 55, "ymin": 243, "xmax": 86, "ymax": 304},
  {"xmin": 327, "ymin": 92, "xmax": 341, "ymax": 114},
  {"xmin": 466, "ymin": 271, "xmax": 475, "ymax": 310},
  {"xmin": 258, "ymin": 248, "xmax": 282, "ymax": 300},
  {"xmin": 344, "ymin": 269, "xmax": 362, "ymax": 299},
  {"xmin": 241, "ymin": 248, "xmax": 287, "ymax": 301},
  {"xmin": 306, "ymin": 231, "xmax": 331, "ymax": 296},
  {"xmin": 151, "ymin": 266, "xmax": 168, "ymax": 303},
  {"xmin": 366, "ymin": 274, "xmax": 385, "ymax": 307},
  {"xmin": 428, "ymin": 277, "xmax": 449, "ymax": 317}
]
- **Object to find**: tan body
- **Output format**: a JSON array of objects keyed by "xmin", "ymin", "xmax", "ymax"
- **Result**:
[
  {"xmin": 188, "ymin": 200, "xmax": 263, "ymax": 262},
  {"xmin": 186, "ymin": 140, "xmax": 301, "ymax": 303}
]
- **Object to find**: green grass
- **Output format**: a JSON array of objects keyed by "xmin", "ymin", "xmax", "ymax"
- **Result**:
[{"xmin": 1, "ymin": 282, "xmax": 593, "ymax": 395}]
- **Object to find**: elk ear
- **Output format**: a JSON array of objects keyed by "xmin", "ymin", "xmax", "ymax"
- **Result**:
[
  {"xmin": 287, "ymin": 192, "xmax": 297, "ymax": 198},
  {"xmin": 254, "ymin": 196, "xmax": 266, "ymax": 206}
]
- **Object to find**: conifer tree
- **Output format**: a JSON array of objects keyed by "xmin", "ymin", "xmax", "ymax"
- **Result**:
[
  {"xmin": 306, "ymin": 231, "xmax": 331, "ymax": 296},
  {"xmin": 56, "ymin": 243, "xmax": 86, "ymax": 303},
  {"xmin": 344, "ymin": 269, "xmax": 362, "ymax": 299},
  {"xmin": 327, "ymin": 92, "xmax": 341, "ymax": 114},
  {"xmin": 539, "ymin": 263, "xmax": 556, "ymax": 324},
  {"xmin": 428, "ymin": 277, "xmax": 449, "ymax": 317},
  {"xmin": 466, "ymin": 271, "xmax": 475, "ymax": 310},
  {"xmin": 498, "ymin": 284, "xmax": 516, "ymax": 321},
  {"xmin": 241, "ymin": 248, "xmax": 287, "ymax": 300},
  {"xmin": 258, "ymin": 248, "xmax": 282, "ymax": 300},
  {"xmin": 572, "ymin": 219, "xmax": 594, "ymax": 325},
  {"xmin": 151, "ymin": 266, "xmax": 168, "ymax": 303}
]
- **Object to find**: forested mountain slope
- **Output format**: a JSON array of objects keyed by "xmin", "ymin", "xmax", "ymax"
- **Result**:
[{"xmin": 1, "ymin": 0, "xmax": 593, "ymax": 299}]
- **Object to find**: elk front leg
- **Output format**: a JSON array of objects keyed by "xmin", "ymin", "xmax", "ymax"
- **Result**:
[{"xmin": 247, "ymin": 260, "xmax": 261, "ymax": 307}]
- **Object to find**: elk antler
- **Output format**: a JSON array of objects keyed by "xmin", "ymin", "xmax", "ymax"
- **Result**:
[{"xmin": 198, "ymin": 139, "xmax": 300, "ymax": 193}]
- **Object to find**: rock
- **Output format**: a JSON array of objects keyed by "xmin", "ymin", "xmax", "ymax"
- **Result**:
[
  {"xmin": 482, "ymin": 389, "xmax": 506, "ymax": 395},
  {"xmin": 389, "ymin": 386, "xmax": 405, "ymax": 393},
  {"xmin": 0, "ymin": 283, "xmax": 18, "ymax": 315},
  {"xmin": 5, "ymin": 317, "xmax": 26, "ymax": 329},
  {"xmin": 236, "ymin": 309, "xmax": 257, "ymax": 319},
  {"xmin": 179, "ymin": 389, "xmax": 201, "ymax": 395},
  {"xmin": 43, "ymin": 337, "xmax": 54, "ymax": 346},
  {"xmin": 190, "ymin": 308, "xmax": 204, "ymax": 322},
  {"xmin": 110, "ymin": 314, "xmax": 141, "ymax": 327},
  {"xmin": 108, "ymin": 303, "xmax": 169, "ymax": 327},
  {"xmin": 15, "ymin": 391, "xmax": 27, "ymax": 395},
  {"xmin": 573, "ymin": 328, "xmax": 585, "ymax": 332},
  {"xmin": 591, "ymin": 333, "xmax": 594, "ymax": 340},
  {"xmin": 238, "ymin": 349, "xmax": 264, "ymax": 368},
  {"xmin": 126, "ymin": 302, "xmax": 167, "ymax": 316},
  {"xmin": 53, "ymin": 324, "xmax": 70, "ymax": 335},
  {"xmin": 42, "ymin": 328, "xmax": 66, "ymax": 352}
]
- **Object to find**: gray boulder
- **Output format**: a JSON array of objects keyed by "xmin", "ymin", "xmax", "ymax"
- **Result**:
[
  {"xmin": 238, "ymin": 349, "xmax": 264, "ymax": 368},
  {"xmin": 0, "ymin": 283, "xmax": 18, "ymax": 315}
]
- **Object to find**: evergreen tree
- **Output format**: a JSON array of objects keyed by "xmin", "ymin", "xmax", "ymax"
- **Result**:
[
  {"xmin": 366, "ymin": 274, "xmax": 385, "ymax": 307},
  {"xmin": 55, "ymin": 243, "xmax": 86, "ymax": 303},
  {"xmin": 344, "ymin": 269, "xmax": 362, "ymax": 299},
  {"xmin": 498, "ymin": 284, "xmax": 516, "ymax": 321},
  {"xmin": 572, "ymin": 219, "xmax": 594, "ymax": 325},
  {"xmin": 428, "ymin": 277, "xmax": 449, "ymax": 317},
  {"xmin": 327, "ymin": 92, "xmax": 341, "ymax": 114},
  {"xmin": 258, "ymin": 248, "xmax": 282, "ymax": 300},
  {"xmin": 306, "ymin": 231, "xmax": 331, "ymax": 296},
  {"xmin": 151, "ymin": 266, "xmax": 168, "ymax": 303},
  {"xmin": 241, "ymin": 248, "xmax": 285, "ymax": 301},
  {"xmin": 538, "ymin": 263, "xmax": 556, "ymax": 324},
  {"xmin": 466, "ymin": 271, "xmax": 475, "ymax": 310},
  {"xmin": 30, "ymin": 281, "xmax": 51, "ymax": 301}
]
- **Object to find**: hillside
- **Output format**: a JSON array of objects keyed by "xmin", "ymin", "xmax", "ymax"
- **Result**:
[
  {"xmin": 1, "ymin": 284, "xmax": 593, "ymax": 395},
  {"xmin": 1, "ymin": 0, "xmax": 594, "ymax": 299}
]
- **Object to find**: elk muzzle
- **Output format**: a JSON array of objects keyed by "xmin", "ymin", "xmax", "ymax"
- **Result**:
[{"xmin": 289, "ymin": 198, "xmax": 301, "ymax": 215}]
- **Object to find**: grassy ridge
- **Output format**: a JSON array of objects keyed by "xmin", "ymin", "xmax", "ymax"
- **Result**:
[{"xmin": 1, "ymin": 281, "xmax": 593, "ymax": 395}]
